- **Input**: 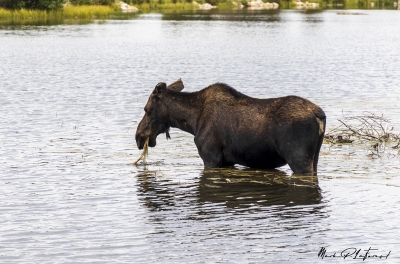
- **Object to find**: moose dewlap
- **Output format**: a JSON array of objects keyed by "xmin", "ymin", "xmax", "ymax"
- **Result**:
[{"xmin": 135, "ymin": 79, "xmax": 326, "ymax": 175}]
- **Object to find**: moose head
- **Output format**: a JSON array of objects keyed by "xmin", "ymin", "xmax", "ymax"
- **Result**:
[{"xmin": 135, "ymin": 79, "xmax": 184, "ymax": 150}]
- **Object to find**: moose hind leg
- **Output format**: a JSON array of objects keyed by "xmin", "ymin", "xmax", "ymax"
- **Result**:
[
  {"xmin": 284, "ymin": 144, "xmax": 316, "ymax": 175},
  {"xmin": 287, "ymin": 156, "xmax": 314, "ymax": 175},
  {"xmin": 283, "ymin": 118, "xmax": 324, "ymax": 175},
  {"xmin": 313, "ymin": 132, "xmax": 325, "ymax": 173}
]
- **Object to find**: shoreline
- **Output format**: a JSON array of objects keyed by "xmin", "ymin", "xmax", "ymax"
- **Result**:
[{"xmin": 0, "ymin": 2, "xmax": 398, "ymax": 22}]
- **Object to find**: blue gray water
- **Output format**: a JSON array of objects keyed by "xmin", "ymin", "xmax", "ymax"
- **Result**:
[{"xmin": 0, "ymin": 9, "xmax": 399, "ymax": 263}]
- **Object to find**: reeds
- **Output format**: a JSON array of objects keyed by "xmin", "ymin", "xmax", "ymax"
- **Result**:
[
  {"xmin": 0, "ymin": 8, "xmax": 63, "ymax": 21},
  {"xmin": 133, "ymin": 137, "xmax": 150, "ymax": 165},
  {"xmin": 63, "ymin": 5, "xmax": 116, "ymax": 19},
  {"xmin": 137, "ymin": 2, "xmax": 197, "ymax": 10},
  {"xmin": 0, "ymin": 5, "xmax": 117, "ymax": 22},
  {"xmin": 0, "ymin": 8, "xmax": 12, "ymax": 20}
]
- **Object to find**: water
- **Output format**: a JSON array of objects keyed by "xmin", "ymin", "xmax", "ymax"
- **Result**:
[{"xmin": 1, "ymin": 9, "xmax": 399, "ymax": 263}]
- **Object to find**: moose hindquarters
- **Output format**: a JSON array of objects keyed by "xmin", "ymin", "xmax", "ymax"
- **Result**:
[{"xmin": 276, "ymin": 119, "xmax": 325, "ymax": 175}]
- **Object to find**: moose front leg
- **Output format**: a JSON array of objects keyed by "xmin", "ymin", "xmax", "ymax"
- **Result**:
[{"xmin": 194, "ymin": 138, "xmax": 223, "ymax": 168}]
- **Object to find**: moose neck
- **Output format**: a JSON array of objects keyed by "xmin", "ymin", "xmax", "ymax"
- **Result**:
[{"xmin": 165, "ymin": 91, "xmax": 202, "ymax": 135}]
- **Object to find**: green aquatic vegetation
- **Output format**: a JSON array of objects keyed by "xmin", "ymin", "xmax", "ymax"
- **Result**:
[
  {"xmin": 69, "ymin": 0, "xmax": 114, "ymax": 5},
  {"xmin": 0, "ymin": 8, "xmax": 13, "ymax": 20},
  {"xmin": 217, "ymin": 2, "xmax": 236, "ymax": 9},
  {"xmin": 63, "ymin": 5, "xmax": 117, "ymax": 18},
  {"xmin": 137, "ymin": 1, "xmax": 197, "ymax": 10},
  {"xmin": 0, "ymin": 5, "xmax": 117, "ymax": 21},
  {"xmin": 0, "ymin": 8, "xmax": 63, "ymax": 21}
]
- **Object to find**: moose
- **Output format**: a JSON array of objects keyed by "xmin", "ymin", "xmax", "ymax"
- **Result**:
[{"xmin": 135, "ymin": 79, "xmax": 326, "ymax": 175}]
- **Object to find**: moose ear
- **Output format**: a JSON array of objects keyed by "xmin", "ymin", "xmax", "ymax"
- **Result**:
[
  {"xmin": 153, "ymin": 82, "xmax": 167, "ymax": 96},
  {"xmin": 167, "ymin": 78, "xmax": 184, "ymax": 92}
]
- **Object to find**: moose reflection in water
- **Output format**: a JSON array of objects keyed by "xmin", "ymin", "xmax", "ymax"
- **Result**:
[
  {"xmin": 135, "ymin": 168, "xmax": 323, "ymax": 215},
  {"xmin": 135, "ymin": 79, "xmax": 326, "ymax": 175},
  {"xmin": 198, "ymin": 169, "xmax": 322, "ymax": 208}
]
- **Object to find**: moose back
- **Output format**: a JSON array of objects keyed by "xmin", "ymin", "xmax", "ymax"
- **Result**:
[{"xmin": 135, "ymin": 80, "xmax": 326, "ymax": 175}]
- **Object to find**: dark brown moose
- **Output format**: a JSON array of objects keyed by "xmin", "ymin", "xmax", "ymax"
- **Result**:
[{"xmin": 135, "ymin": 79, "xmax": 326, "ymax": 175}]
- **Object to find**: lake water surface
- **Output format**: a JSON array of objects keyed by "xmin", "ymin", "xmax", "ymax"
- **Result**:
[{"xmin": 1, "ymin": 9, "xmax": 400, "ymax": 263}]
